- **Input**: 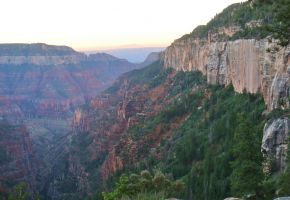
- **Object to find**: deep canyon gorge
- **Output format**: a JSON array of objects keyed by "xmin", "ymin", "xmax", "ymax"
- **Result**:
[{"xmin": 0, "ymin": 1, "xmax": 290, "ymax": 200}]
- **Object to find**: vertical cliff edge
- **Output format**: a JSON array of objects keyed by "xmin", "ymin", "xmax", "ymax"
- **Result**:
[{"xmin": 163, "ymin": 38, "xmax": 289, "ymax": 111}]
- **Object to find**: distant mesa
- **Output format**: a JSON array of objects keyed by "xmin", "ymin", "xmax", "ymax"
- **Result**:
[
  {"xmin": 0, "ymin": 43, "xmax": 162, "ymax": 66},
  {"xmin": 0, "ymin": 43, "xmax": 79, "ymax": 56}
]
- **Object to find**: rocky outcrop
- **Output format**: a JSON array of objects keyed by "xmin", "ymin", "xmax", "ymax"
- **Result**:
[
  {"xmin": 262, "ymin": 118, "xmax": 290, "ymax": 173},
  {"xmin": 163, "ymin": 38, "xmax": 290, "ymax": 111}
]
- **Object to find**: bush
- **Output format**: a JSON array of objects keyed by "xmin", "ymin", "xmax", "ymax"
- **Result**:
[{"xmin": 102, "ymin": 170, "xmax": 184, "ymax": 200}]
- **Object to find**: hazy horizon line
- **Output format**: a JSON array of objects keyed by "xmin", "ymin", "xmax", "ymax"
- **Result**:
[
  {"xmin": 79, "ymin": 43, "xmax": 169, "ymax": 52},
  {"xmin": 0, "ymin": 42, "xmax": 169, "ymax": 52}
]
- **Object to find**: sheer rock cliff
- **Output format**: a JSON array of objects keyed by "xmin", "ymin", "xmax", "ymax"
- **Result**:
[{"xmin": 163, "ymin": 38, "xmax": 290, "ymax": 111}]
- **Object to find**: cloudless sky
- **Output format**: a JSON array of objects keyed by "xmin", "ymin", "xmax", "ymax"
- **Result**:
[{"xmin": 0, "ymin": 0, "xmax": 246, "ymax": 51}]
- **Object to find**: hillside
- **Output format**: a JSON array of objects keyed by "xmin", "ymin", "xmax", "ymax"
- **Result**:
[{"xmin": 68, "ymin": 59, "xmax": 288, "ymax": 199}]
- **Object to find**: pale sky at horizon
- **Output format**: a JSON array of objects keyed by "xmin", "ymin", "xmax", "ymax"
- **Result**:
[{"xmin": 0, "ymin": 0, "xmax": 246, "ymax": 51}]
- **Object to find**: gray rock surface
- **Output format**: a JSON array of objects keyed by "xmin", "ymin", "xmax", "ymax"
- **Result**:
[
  {"xmin": 274, "ymin": 197, "xmax": 290, "ymax": 200},
  {"xmin": 262, "ymin": 118, "xmax": 290, "ymax": 172}
]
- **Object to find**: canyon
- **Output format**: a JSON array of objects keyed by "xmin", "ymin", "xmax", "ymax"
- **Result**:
[
  {"xmin": 0, "ymin": 43, "xmax": 143, "ymax": 119},
  {"xmin": 0, "ymin": 43, "xmax": 159, "ymax": 198},
  {"xmin": 0, "ymin": 36, "xmax": 289, "ymax": 200},
  {"xmin": 0, "ymin": 2, "xmax": 290, "ymax": 200}
]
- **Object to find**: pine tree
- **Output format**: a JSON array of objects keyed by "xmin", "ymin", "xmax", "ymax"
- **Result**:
[{"xmin": 230, "ymin": 114, "xmax": 264, "ymax": 199}]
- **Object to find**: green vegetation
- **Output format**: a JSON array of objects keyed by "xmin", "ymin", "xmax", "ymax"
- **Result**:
[
  {"xmin": 7, "ymin": 183, "xmax": 29, "ymax": 200},
  {"xmin": 102, "ymin": 170, "xmax": 184, "ymax": 200},
  {"xmin": 164, "ymin": 85, "xmax": 266, "ymax": 200},
  {"xmin": 105, "ymin": 61, "xmax": 167, "ymax": 94},
  {"xmin": 102, "ymin": 68, "xmax": 272, "ymax": 199},
  {"xmin": 181, "ymin": 0, "xmax": 290, "ymax": 45},
  {"xmin": 230, "ymin": 115, "xmax": 264, "ymax": 199},
  {"xmin": 253, "ymin": 0, "xmax": 290, "ymax": 46},
  {"xmin": 124, "ymin": 61, "xmax": 171, "ymax": 88},
  {"xmin": 1, "ymin": 182, "xmax": 42, "ymax": 200},
  {"xmin": 179, "ymin": 1, "xmax": 273, "ymax": 41}
]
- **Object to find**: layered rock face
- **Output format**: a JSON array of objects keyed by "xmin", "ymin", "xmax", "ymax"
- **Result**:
[
  {"xmin": 0, "ymin": 55, "xmax": 85, "ymax": 66},
  {"xmin": 0, "ymin": 46, "xmax": 142, "ymax": 118},
  {"xmin": 163, "ymin": 38, "xmax": 290, "ymax": 111},
  {"xmin": 0, "ymin": 43, "xmax": 86, "ymax": 65}
]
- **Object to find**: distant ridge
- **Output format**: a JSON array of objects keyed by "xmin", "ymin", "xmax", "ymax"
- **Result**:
[
  {"xmin": 88, "ymin": 52, "xmax": 128, "ymax": 62},
  {"xmin": 0, "ymin": 43, "xmax": 79, "ymax": 56},
  {"xmin": 86, "ymin": 47, "xmax": 165, "ymax": 63}
]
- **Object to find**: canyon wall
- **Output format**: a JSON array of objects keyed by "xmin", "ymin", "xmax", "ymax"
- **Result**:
[
  {"xmin": 163, "ymin": 38, "xmax": 290, "ymax": 111},
  {"xmin": 0, "ymin": 121, "xmax": 37, "ymax": 193}
]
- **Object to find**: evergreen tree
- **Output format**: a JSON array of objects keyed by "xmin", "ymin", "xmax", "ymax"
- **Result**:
[{"xmin": 230, "ymin": 114, "xmax": 264, "ymax": 199}]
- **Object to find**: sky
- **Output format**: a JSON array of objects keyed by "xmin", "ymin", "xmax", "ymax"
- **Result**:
[{"xmin": 0, "ymin": 0, "xmax": 246, "ymax": 51}]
